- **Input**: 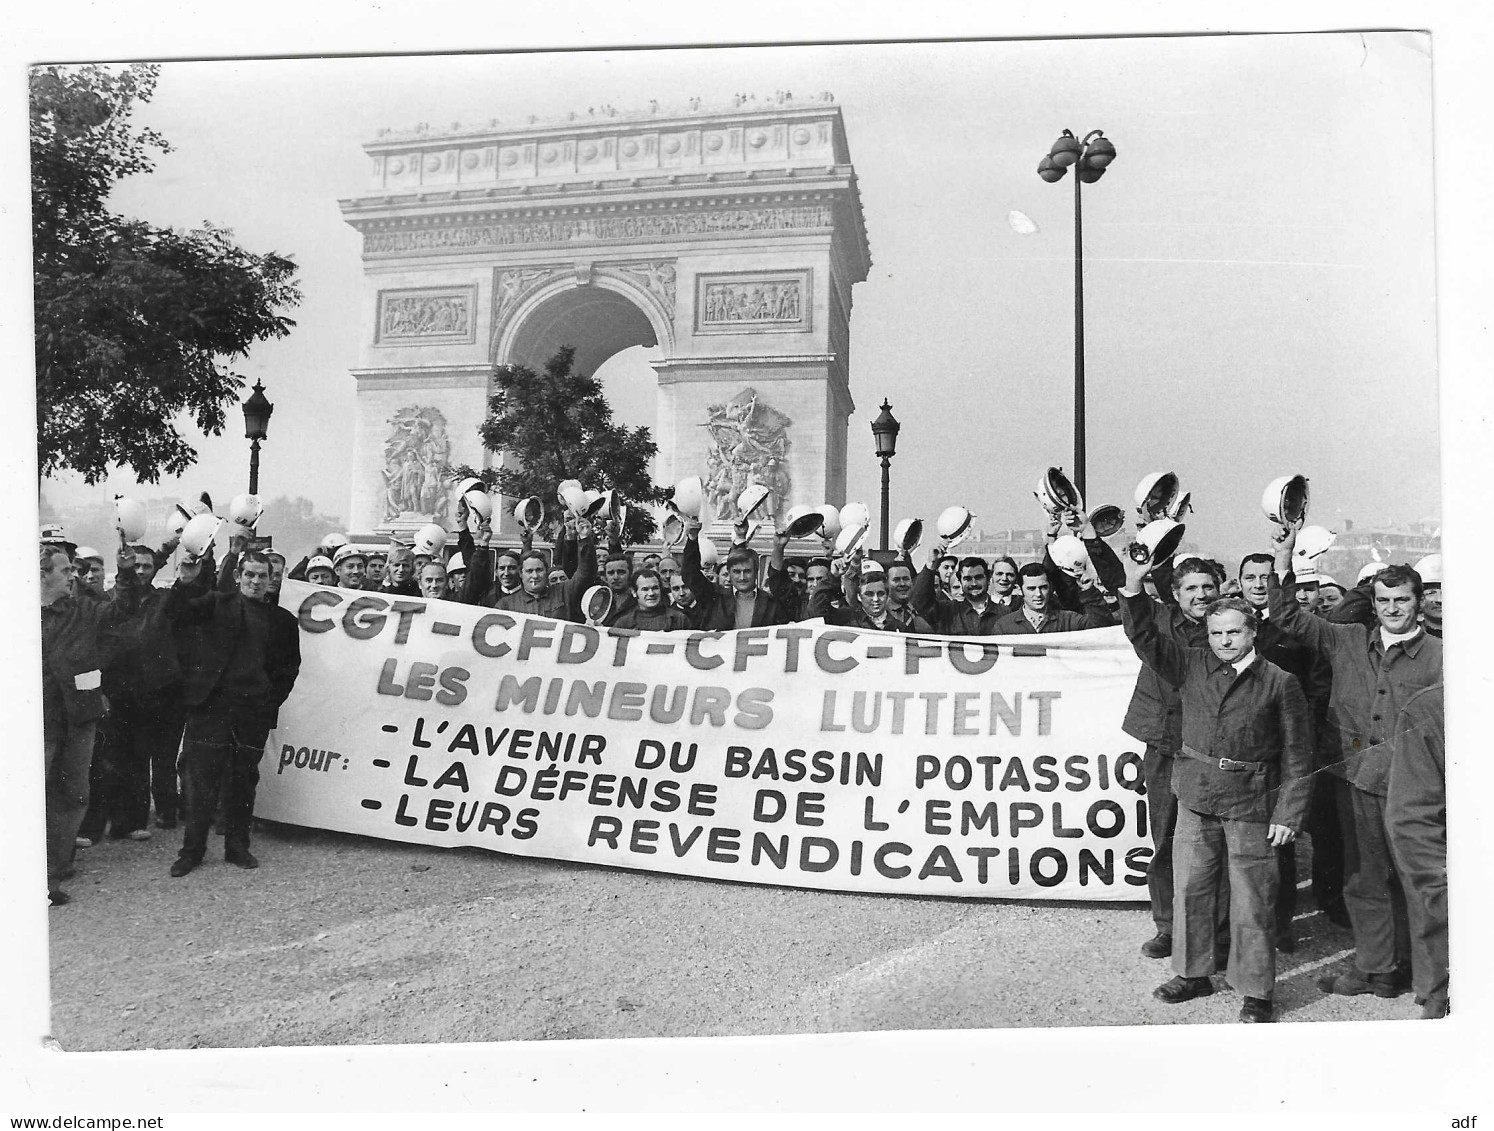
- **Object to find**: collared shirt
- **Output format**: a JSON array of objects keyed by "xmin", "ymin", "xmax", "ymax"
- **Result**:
[
  {"xmin": 1023, "ymin": 605, "xmax": 1046, "ymax": 632},
  {"xmin": 1380, "ymin": 625, "xmax": 1421, "ymax": 650},
  {"xmin": 1230, "ymin": 650, "xmax": 1258, "ymax": 676}
]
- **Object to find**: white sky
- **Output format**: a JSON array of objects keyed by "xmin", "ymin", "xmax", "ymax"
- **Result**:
[{"xmin": 43, "ymin": 32, "xmax": 1438, "ymax": 568}]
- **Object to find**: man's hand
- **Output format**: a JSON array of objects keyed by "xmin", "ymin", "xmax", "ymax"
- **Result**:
[
  {"xmin": 178, "ymin": 556, "xmax": 203, "ymax": 584},
  {"xmin": 575, "ymin": 517, "xmax": 593, "ymax": 540},
  {"xmin": 686, "ymin": 515, "xmax": 703, "ymax": 536},
  {"xmin": 473, "ymin": 517, "xmax": 492, "ymax": 548},
  {"xmin": 454, "ymin": 496, "xmax": 469, "ymax": 532},
  {"xmin": 1061, "ymin": 508, "xmax": 1084, "ymax": 532},
  {"xmin": 1267, "ymin": 824, "xmax": 1296, "ymax": 847},
  {"xmin": 1043, "ymin": 511, "xmax": 1062, "ymax": 539},
  {"xmin": 733, "ymin": 517, "xmax": 750, "ymax": 545},
  {"xmin": 1272, "ymin": 517, "xmax": 1300, "ymax": 572},
  {"xmin": 116, "ymin": 546, "xmax": 136, "ymax": 577},
  {"xmin": 229, "ymin": 530, "xmax": 249, "ymax": 555},
  {"xmin": 1121, "ymin": 546, "xmax": 1150, "ymax": 594},
  {"xmin": 773, "ymin": 528, "xmax": 791, "ymax": 546}
]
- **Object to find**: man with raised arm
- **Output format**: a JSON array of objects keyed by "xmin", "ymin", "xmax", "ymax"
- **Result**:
[
  {"xmin": 1268, "ymin": 519, "xmax": 1441, "ymax": 999},
  {"xmin": 493, "ymin": 516, "xmax": 598, "ymax": 623},
  {"xmin": 1120, "ymin": 552, "xmax": 1312, "ymax": 1023},
  {"xmin": 994, "ymin": 562, "xmax": 1113, "ymax": 635}
]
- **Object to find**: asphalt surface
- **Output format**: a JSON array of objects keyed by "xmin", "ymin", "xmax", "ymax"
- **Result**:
[{"xmin": 48, "ymin": 821, "xmax": 1424, "ymax": 1050}]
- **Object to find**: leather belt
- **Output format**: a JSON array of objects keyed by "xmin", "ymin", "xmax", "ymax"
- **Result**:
[{"xmin": 1178, "ymin": 744, "xmax": 1266, "ymax": 774}]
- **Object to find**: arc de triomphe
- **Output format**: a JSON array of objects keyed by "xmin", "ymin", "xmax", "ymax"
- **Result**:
[{"xmin": 338, "ymin": 95, "xmax": 871, "ymax": 538}]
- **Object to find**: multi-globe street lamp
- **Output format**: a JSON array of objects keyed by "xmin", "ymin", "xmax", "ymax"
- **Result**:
[
  {"xmin": 1037, "ymin": 128, "xmax": 1118, "ymax": 502},
  {"xmin": 241, "ymin": 379, "xmax": 274, "ymax": 495},
  {"xmin": 870, "ymin": 398, "xmax": 901, "ymax": 551}
]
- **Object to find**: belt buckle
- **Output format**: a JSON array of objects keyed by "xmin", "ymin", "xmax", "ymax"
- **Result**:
[
  {"xmin": 1219, "ymin": 757, "xmax": 1241, "ymax": 772},
  {"xmin": 1218, "ymin": 757, "xmax": 1230, "ymax": 771}
]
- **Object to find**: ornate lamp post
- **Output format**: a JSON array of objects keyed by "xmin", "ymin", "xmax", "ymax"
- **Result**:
[
  {"xmin": 870, "ymin": 398, "xmax": 901, "ymax": 550},
  {"xmin": 241, "ymin": 379, "xmax": 274, "ymax": 495},
  {"xmin": 1037, "ymin": 128, "xmax": 1118, "ymax": 502}
]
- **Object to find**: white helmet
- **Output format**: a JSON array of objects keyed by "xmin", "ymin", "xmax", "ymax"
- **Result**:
[
  {"xmin": 582, "ymin": 585, "xmax": 613, "ymax": 626},
  {"xmin": 1134, "ymin": 472, "xmax": 1180, "ymax": 521},
  {"xmin": 1037, "ymin": 467, "xmax": 1084, "ymax": 515},
  {"xmin": 557, "ymin": 478, "xmax": 582, "ymax": 502},
  {"xmin": 114, "ymin": 496, "xmax": 147, "ymax": 542},
  {"xmin": 460, "ymin": 479, "xmax": 493, "ymax": 522},
  {"xmin": 413, "ymin": 524, "xmax": 447, "ymax": 558},
  {"xmin": 446, "ymin": 552, "xmax": 466, "ymax": 575},
  {"xmin": 582, "ymin": 489, "xmax": 609, "ymax": 519},
  {"xmin": 228, "ymin": 493, "xmax": 263, "ymax": 532},
  {"xmin": 936, "ymin": 505, "xmax": 975, "ymax": 541},
  {"xmin": 893, "ymin": 517, "xmax": 923, "ymax": 554},
  {"xmin": 1261, "ymin": 475, "xmax": 1310, "ymax": 526},
  {"xmin": 180, "ymin": 513, "xmax": 222, "ymax": 561},
  {"xmin": 1049, "ymin": 534, "xmax": 1090, "ymax": 578},
  {"xmin": 1088, "ymin": 504, "xmax": 1126, "ymax": 539},
  {"xmin": 698, "ymin": 536, "xmax": 719, "ymax": 567},
  {"xmin": 332, "ymin": 544, "xmax": 367, "ymax": 567},
  {"xmin": 168, "ymin": 504, "xmax": 194, "ymax": 537},
  {"xmin": 514, "ymin": 496, "xmax": 544, "ymax": 529},
  {"xmin": 835, "ymin": 523, "xmax": 868, "ymax": 557},
  {"xmin": 815, "ymin": 505, "xmax": 842, "ymax": 541},
  {"xmin": 1126, "ymin": 518, "xmax": 1185, "ymax": 572},
  {"xmin": 1413, "ymin": 554, "xmax": 1442, "ymax": 586},
  {"xmin": 839, "ymin": 501, "xmax": 871, "ymax": 533},
  {"xmin": 660, "ymin": 512, "xmax": 686, "ymax": 549},
  {"xmin": 1357, "ymin": 560, "xmax": 1390, "ymax": 584},
  {"xmin": 74, "ymin": 545, "xmax": 104, "ymax": 564},
  {"xmin": 559, "ymin": 484, "xmax": 588, "ymax": 517},
  {"xmin": 671, "ymin": 476, "xmax": 704, "ymax": 519},
  {"xmin": 782, "ymin": 505, "xmax": 824, "ymax": 539},
  {"xmin": 1296, "ymin": 524, "xmax": 1337, "ymax": 560},
  {"xmin": 1293, "ymin": 555, "xmax": 1320, "ymax": 584},
  {"xmin": 322, "ymin": 532, "xmax": 349, "ymax": 551},
  {"xmin": 737, "ymin": 483, "xmax": 773, "ymax": 520},
  {"xmin": 306, "ymin": 555, "xmax": 335, "ymax": 575}
]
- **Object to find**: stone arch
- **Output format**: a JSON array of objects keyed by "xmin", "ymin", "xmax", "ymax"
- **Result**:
[{"xmin": 492, "ymin": 265, "xmax": 677, "ymax": 375}]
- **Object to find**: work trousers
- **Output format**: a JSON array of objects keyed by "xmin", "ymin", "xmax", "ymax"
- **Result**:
[
  {"xmin": 1173, "ymin": 805, "xmax": 1279, "ymax": 1000},
  {"xmin": 79, "ymin": 688, "xmax": 185, "ymax": 837},
  {"xmin": 1338, "ymin": 779, "xmax": 1411, "ymax": 974},
  {"xmin": 1386, "ymin": 815, "xmax": 1447, "ymax": 1006},
  {"xmin": 43, "ymin": 720, "xmax": 99, "ymax": 890},
  {"xmin": 1143, "ymin": 746, "xmax": 1230, "ymax": 945},
  {"xmin": 1306, "ymin": 776, "xmax": 1345, "ymax": 909},
  {"xmin": 178, "ymin": 706, "xmax": 271, "ymax": 863}
]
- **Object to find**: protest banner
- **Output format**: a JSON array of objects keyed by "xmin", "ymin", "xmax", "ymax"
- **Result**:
[{"xmin": 257, "ymin": 580, "xmax": 1153, "ymax": 900}]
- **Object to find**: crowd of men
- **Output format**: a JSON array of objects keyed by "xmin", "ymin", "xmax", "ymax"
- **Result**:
[{"xmin": 38, "ymin": 482, "xmax": 1448, "ymax": 1027}]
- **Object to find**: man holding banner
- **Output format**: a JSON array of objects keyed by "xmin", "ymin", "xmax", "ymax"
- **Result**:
[{"xmin": 1120, "ymin": 556, "xmax": 1313, "ymax": 1024}]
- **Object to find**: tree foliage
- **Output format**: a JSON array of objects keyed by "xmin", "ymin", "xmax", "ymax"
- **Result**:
[
  {"xmin": 31, "ymin": 63, "xmax": 302, "ymax": 485},
  {"xmin": 454, "ymin": 346, "xmax": 665, "ymax": 542}
]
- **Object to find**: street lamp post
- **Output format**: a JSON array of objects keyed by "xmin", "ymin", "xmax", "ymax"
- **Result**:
[
  {"xmin": 870, "ymin": 398, "xmax": 901, "ymax": 551},
  {"xmin": 241, "ymin": 379, "xmax": 274, "ymax": 495},
  {"xmin": 1037, "ymin": 128, "xmax": 1118, "ymax": 502}
]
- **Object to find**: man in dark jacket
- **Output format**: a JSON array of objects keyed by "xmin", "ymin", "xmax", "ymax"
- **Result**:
[
  {"xmin": 690, "ymin": 539, "xmax": 792, "ymax": 631},
  {"xmin": 909, "ymin": 549, "xmax": 1006, "ymax": 636},
  {"xmin": 41, "ymin": 544, "xmax": 126, "ymax": 903},
  {"xmin": 1269, "ymin": 521, "xmax": 1441, "ymax": 999},
  {"xmin": 809, "ymin": 556, "xmax": 914, "ymax": 633},
  {"xmin": 1122, "ymin": 571, "xmax": 1312, "ymax": 1023},
  {"xmin": 164, "ymin": 550, "xmax": 301, "ymax": 876},
  {"xmin": 1386, "ymin": 683, "xmax": 1447, "ymax": 1019},
  {"xmin": 611, "ymin": 569, "xmax": 691, "ymax": 632},
  {"xmin": 994, "ymin": 563, "xmax": 1113, "ymax": 634},
  {"xmin": 494, "ymin": 519, "xmax": 598, "ymax": 623}
]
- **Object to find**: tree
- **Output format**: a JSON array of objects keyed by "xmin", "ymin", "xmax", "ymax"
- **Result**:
[
  {"xmin": 31, "ymin": 63, "xmax": 302, "ymax": 485},
  {"xmin": 453, "ymin": 346, "xmax": 665, "ymax": 542}
]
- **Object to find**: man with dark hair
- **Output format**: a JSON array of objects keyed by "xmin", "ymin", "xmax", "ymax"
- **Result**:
[
  {"xmin": 885, "ymin": 558, "xmax": 933, "ymax": 633},
  {"xmin": 810, "ymin": 554, "xmax": 913, "ymax": 633},
  {"xmin": 612, "ymin": 569, "xmax": 691, "ymax": 632},
  {"xmin": 1386, "ymin": 683, "xmax": 1447, "ymax": 1019},
  {"xmin": 935, "ymin": 553, "xmax": 961, "ymax": 601},
  {"xmin": 41, "ymin": 544, "xmax": 125, "ymax": 904},
  {"xmin": 494, "ymin": 519, "xmax": 598, "ymax": 623},
  {"xmin": 601, "ymin": 552, "xmax": 637, "ymax": 626},
  {"xmin": 910, "ymin": 546, "xmax": 1005, "ymax": 636},
  {"xmin": 1121, "ymin": 571, "xmax": 1312, "ymax": 1023},
  {"xmin": 1122, "ymin": 555, "xmax": 1227, "ymax": 961},
  {"xmin": 994, "ymin": 562, "xmax": 1112, "ymax": 634},
  {"xmin": 1269, "ymin": 523, "xmax": 1441, "ymax": 998},
  {"xmin": 164, "ymin": 550, "xmax": 301, "ymax": 877},
  {"xmin": 684, "ymin": 520, "xmax": 791, "ymax": 631},
  {"xmin": 362, "ymin": 549, "xmax": 388, "ymax": 591}
]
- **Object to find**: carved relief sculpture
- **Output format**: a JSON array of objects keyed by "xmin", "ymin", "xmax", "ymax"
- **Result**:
[
  {"xmin": 614, "ymin": 261, "xmax": 678, "ymax": 313},
  {"xmin": 380, "ymin": 293, "xmax": 470, "ymax": 339},
  {"xmin": 382, "ymin": 406, "xmax": 452, "ymax": 520},
  {"xmin": 700, "ymin": 389, "xmax": 793, "ymax": 521},
  {"xmin": 702, "ymin": 279, "xmax": 802, "ymax": 325}
]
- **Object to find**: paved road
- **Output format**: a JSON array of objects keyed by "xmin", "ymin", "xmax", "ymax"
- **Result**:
[{"xmin": 48, "ymin": 821, "xmax": 1422, "ymax": 1050}]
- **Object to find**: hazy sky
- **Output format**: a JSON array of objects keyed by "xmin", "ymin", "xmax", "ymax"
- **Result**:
[{"xmin": 43, "ymin": 33, "xmax": 1437, "ymax": 568}]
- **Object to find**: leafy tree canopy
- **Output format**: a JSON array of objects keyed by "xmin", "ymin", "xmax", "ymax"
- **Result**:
[
  {"xmin": 453, "ymin": 346, "xmax": 665, "ymax": 542},
  {"xmin": 32, "ymin": 63, "xmax": 302, "ymax": 485}
]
